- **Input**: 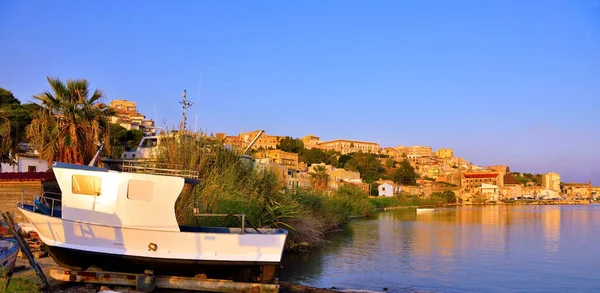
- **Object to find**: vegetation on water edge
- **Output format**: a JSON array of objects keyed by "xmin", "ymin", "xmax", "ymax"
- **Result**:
[
  {"xmin": 370, "ymin": 190, "xmax": 457, "ymax": 209},
  {"xmin": 154, "ymin": 134, "xmax": 456, "ymax": 251}
]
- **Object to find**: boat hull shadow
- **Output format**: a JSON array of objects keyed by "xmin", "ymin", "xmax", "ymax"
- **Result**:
[{"xmin": 46, "ymin": 245, "xmax": 278, "ymax": 282}]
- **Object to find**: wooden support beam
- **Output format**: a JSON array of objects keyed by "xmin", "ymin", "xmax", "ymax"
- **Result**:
[{"xmin": 49, "ymin": 269, "xmax": 280, "ymax": 293}]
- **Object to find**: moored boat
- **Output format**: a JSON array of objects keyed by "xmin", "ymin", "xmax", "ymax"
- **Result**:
[
  {"xmin": 0, "ymin": 238, "xmax": 19, "ymax": 274},
  {"xmin": 17, "ymin": 159, "xmax": 288, "ymax": 282}
]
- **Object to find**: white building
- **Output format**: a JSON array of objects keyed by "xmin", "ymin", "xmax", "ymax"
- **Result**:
[
  {"xmin": 479, "ymin": 183, "xmax": 499, "ymax": 201},
  {"xmin": 378, "ymin": 182, "xmax": 401, "ymax": 197},
  {"xmin": 0, "ymin": 154, "xmax": 49, "ymax": 173}
]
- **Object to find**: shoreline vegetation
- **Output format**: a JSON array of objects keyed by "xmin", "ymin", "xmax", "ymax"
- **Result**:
[{"xmin": 154, "ymin": 134, "xmax": 459, "ymax": 252}]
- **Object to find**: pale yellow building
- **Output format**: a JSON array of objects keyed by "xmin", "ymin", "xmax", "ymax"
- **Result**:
[
  {"xmin": 393, "ymin": 145, "xmax": 432, "ymax": 157},
  {"xmin": 313, "ymin": 139, "xmax": 382, "ymax": 155},
  {"xmin": 239, "ymin": 130, "xmax": 282, "ymax": 150},
  {"xmin": 110, "ymin": 100, "xmax": 137, "ymax": 114},
  {"xmin": 308, "ymin": 163, "xmax": 368, "ymax": 192},
  {"xmin": 301, "ymin": 134, "xmax": 321, "ymax": 148},
  {"xmin": 256, "ymin": 149, "xmax": 299, "ymax": 169},
  {"xmin": 435, "ymin": 148, "xmax": 453, "ymax": 159},
  {"xmin": 255, "ymin": 159, "xmax": 310, "ymax": 190},
  {"xmin": 108, "ymin": 99, "xmax": 156, "ymax": 136},
  {"xmin": 542, "ymin": 172, "xmax": 561, "ymax": 192}
]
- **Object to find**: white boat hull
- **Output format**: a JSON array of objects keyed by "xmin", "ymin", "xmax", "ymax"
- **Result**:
[{"xmin": 19, "ymin": 207, "xmax": 286, "ymax": 264}]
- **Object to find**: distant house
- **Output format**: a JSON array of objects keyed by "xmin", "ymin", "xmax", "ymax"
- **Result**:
[
  {"xmin": 378, "ymin": 182, "xmax": 401, "ymax": 197},
  {"xmin": 1, "ymin": 153, "xmax": 49, "ymax": 173}
]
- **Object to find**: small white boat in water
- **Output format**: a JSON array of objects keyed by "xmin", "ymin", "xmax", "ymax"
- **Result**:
[
  {"xmin": 0, "ymin": 238, "xmax": 19, "ymax": 273},
  {"xmin": 416, "ymin": 208, "xmax": 435, "ymax": 213},
  {"xmin": 18, "ymin": 158, "xmax": 288, "ymax": 282}
]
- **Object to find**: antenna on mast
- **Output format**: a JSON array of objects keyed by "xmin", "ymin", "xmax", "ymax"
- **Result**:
[{"xmin": 179, "ymin": 89, "xmax": 194, "ymax": 131}]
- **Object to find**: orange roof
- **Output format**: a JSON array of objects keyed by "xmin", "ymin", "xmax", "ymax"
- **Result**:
[{"xmin": 463, "ymin": 173, "xmax": 498, "ymax": 179}]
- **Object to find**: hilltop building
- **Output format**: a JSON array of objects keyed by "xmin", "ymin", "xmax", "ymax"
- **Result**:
[
  {"xmin": 239, "ymin": 130, "xmax": 283, "ymax": 151},
  {"xmin": 486, "ymin": 165, "xmax": 510, "ymax": 175},
  {"xmin": 301, "ymin": 134, "xmax": 321, "ymax": 148},
  {"xmin": 394, "ymin": 145, "xmax": 433, "ymax": 158},
  {"xmin": 109, "ymin": 100, "xmax": 157, "ymax": 136},
  {"xmin": 435, "ymin": 148, "xmax": 453, "ymax": 159},
  {"xmin": 312, "ymin": 139, "xmax": 382, "ymax": 155}
]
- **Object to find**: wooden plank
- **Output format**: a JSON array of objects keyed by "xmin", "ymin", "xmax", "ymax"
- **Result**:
[{"xmin": 50, "ymin": 269, "xmax": 280, "ymax": 293}]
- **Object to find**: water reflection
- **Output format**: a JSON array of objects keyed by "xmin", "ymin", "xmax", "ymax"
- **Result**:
[{"xmin": 280, "ymin": 205, "xmax": 600, "ymax": 292}]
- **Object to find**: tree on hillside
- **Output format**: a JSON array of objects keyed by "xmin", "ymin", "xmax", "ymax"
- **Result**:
[
  {"xmin": 351, "ymin": 152, "xmax": 384, "ymax": 182},
  {"xmin": 301, "ymin": 148, "xmax": 337, "ymax": 166},
  {"xmin": 385, "ymin": 158, "xmax": 396, "ymax": 168},
  {"xmin": 28, "ymin": 77, "xmax": 114, "ymax": 165},
  {"xmin": 0, "ymin": 88, "xmax": 20, "ymax": 105},
  {"xmin": 337, "ymin": 154, "xmax": 353, "ymax": 168},
  {"xmin": 392, "ymin": 159, "xmax": 419, "ymax": 186},
  {"xmin": 309, "ymin": 165, "xmax": 330, "ymax": 191},
  {"xmin": 343, "ymin": 158, "xmax": 360, "ymax": 172},
  {"xmin": 277, "ymin": 136, "xmax": 304, "ymax": 153}
]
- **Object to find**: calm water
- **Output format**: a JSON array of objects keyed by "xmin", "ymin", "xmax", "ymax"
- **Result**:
[{"xmin": 280, "ymin": 205, "xmax": 600, "ymax": 292}]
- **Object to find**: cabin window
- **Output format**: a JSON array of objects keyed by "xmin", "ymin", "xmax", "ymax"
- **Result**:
[
  {"xmin": 140, "ymin": 138, "xmax": 158, "ymax": 148},
  {"xmin": 72, "ymin": 175, "xmax": 102, "ymax": 196},
  {"xmin": 127, "ymin": 180, "xmax": 154, "ymax": 201}
]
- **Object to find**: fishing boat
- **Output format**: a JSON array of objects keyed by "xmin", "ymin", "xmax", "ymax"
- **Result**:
[
  {"xmin": 416, "ymin": 208, "xmax": 435, "ymax": 213},
  {"xmin": 0, "ymin": 238, "xmax": 19, "ymax": 274},
  {"xmin": 17, "ymin": 147, "xmax": 288, "ymax": 282}
]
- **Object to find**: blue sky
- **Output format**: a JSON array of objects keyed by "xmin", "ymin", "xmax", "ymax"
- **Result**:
[{"xmin": 1, "ymin": 0, "xmax": 599, "ymax": 183}]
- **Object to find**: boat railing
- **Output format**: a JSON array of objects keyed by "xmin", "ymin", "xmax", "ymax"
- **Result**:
[
  {"xmin": 193, "ymin": 208, "xmax": 246, "ymax": 234},
  {"xmin": 21, "ymin": 190, "xmax": 62, "ymax": 217},
  {"xmin": 120, "ymin": 160, "xmax": 199, "ymax": 180}
]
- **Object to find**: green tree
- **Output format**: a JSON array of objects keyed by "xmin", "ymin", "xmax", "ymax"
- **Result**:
[
  {"xmin": 0, "ymin": 89, "xmax": 41, "ymax": 163},
  {"xmin": 27, "ymin": 77, "xmax": 114, "ymax": 165},
  {"xmin": 441, "ymin": 190, "xmax": 457, "ymax": 203},
  {"xmin": 392, "ymin": 159, "xmax": 418, "ymax": 186},
  {"xmin": 351, "ymin": 152, "xmax": 383, "ymax": 181},
  {"xmin": 276, "ymin": 136, "xmax": 304, "ymax": 153},
  {"xmin": 309, "ymin": 165, "xmax": 330, "ymax": 191},
  {"xmin": 301, "ymin": 148, "xmax": 337, "ymax": 166},
  {"xmin": 0, "ymin": 88, "xmax": 20, "ymax": 105},
  {"xmin": 385, "ymin": 158, "xmax": 396, "ymax": 168},
  {"xmin": 337, "ymin": 154, "xmax": 353, "ymax": 168},
  {"xmin": 344, "ymin": 158, "xmax": 360, "ymax": 172}
]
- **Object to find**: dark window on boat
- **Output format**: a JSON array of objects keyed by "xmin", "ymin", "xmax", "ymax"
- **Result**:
[
  {"xmin": 127, "ymin": 180, "xmax": 154, "ymax": 201},
  {"xmin": 140, "ymin": 138, "xmax": 158, "ymax": 148},
  {"xmin": 72, "ymin": 175, "xmax": 102, "ymax": 196}
]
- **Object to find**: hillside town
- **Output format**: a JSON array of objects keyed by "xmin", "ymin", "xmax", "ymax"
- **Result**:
[{"xmin": 2, "ymin": 99, "xmax": 598, "ymax": 203}]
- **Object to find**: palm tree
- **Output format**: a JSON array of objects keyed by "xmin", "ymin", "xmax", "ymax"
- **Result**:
[
  {"xmin": 309, "ymin": 165, "xmax": 330, "ymax": 191},
  {"xmin": 28, "ymin": 77, "xmax": 114, "ymax": 165}
]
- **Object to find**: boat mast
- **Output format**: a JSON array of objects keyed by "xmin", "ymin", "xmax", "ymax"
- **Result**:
[{"xmin": 179, "ymin": 89, "xmax": 194, "ymax": 132}]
